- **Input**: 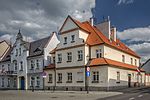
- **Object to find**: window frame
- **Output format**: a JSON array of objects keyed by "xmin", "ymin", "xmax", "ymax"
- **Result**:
[{"xmin": 78, "ymin": 50, "xmax": 83, "ymax": 61}]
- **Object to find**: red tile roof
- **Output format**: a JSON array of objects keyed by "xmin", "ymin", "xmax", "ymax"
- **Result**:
[
  {"xmin": 44, "ymin": 64, "xmax": 55, "ymax": 70},
  {"xmin": 90, "ymin": 58, "xmax": 138, "ymax": 70},
  {"xmin": 68, "ymin": 17, "xmax": 140, "ymax": 58}
]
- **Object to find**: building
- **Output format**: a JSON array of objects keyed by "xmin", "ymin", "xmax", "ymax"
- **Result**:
[
  {"xmin": 44, "ymin": 16, "xmax": 145, "ymax": 91},
  {"xmin": 0, "ymin": 31, "xmax": 59, "ymax": 90}
]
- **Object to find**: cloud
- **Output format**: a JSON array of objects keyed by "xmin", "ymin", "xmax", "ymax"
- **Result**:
[
  {"xmin": 118, "ymin": 26, "xmax": 150, "ymax": 63},
  {"xmin": 117, "ymin": 0, "xmax": 134, "ymax": 5},
  {"xmin": 0, "ymin": 0, "xmax": 95, "ymax": 41}
]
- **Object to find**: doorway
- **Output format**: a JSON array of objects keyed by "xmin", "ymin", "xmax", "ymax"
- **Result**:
[
  {"xmin": 128, "ymin": 74, "xmax": 131, "ymax": 87},
  {"xmin": 20, "ymin": 76, "xmax": 25, "ymax": 90}
]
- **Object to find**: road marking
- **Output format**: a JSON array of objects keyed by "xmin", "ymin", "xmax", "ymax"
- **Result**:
[
  {"xmin": 129, "ymin": 97, "xmax": 135, "ymax": 100},
  {"xmin": 138, "ymin": 95, "xmax": 143, "ymax": 97}
]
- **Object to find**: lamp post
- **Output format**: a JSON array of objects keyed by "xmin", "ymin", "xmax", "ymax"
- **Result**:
[{"xmin": 86, "ymin": 55, "xmax": 90, "ymax": 94}]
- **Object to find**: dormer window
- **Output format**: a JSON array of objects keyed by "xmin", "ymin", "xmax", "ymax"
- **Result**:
[
  {"xmin": 71, "ymin": 35, "xmax": 75, "ymax": 43},
  {"xmin": 64, "ymin": 37, "xmax": 67, "ymax": 45}
]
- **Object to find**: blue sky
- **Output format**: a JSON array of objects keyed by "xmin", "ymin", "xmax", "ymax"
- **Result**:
[{"xmin": 94, "ymin": 0, "xmax": 150, "ymax": 31}]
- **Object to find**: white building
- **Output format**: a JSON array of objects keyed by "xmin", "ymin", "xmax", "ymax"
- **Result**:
[
  {"xmin": 0, "ymin": 31, "xmax": 59, "ymax": 90},
  {"xmin": 44, "ymin": 16, "xmax": 145, "ymax": 91}
]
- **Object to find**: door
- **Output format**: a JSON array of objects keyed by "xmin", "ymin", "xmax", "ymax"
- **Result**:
[
  {"xmin": 128, "ymin": 74, "xmax": 131, "ymax": 87},
  {"xmin": 20, "ymin": 77, "xmax": 25, "ymax": 90}
]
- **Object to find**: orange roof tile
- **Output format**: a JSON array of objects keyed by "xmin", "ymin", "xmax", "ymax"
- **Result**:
[
  {"xmin": 90, "ymin": 58, "xmax": 138, "ymax": 70},
  {"xmin": 44, "ymin": 64, "xmax": 55, "ymax": 70}
]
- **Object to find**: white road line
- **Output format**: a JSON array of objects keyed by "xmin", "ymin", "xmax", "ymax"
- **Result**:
[
  {"xmin": 129, "ymin": 97, "xmax": 135, "ymax": 100},
  {"xmin": 138, "ymin": 95, "xmax": 143, "ymax": 97}
]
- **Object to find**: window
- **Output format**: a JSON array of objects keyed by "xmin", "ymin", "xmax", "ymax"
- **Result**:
[
  {"xmin": 48, "ymin": 74, "xmax": 53, "ymax": 83},
  {"xmin": 92, "ymin": 71, "xmax": 99, "ymax": 83},
  {"xmin": 96, "ymin": 49, "xmax": 102, "ymax": 58},
  {"xmin": 67, "ymin": 73, "xmax": 72, "ymax": 83},
  {"xmin": 20, "ymin": 61, "xmax": 23, "ymax": 71},
  {"xmin": 16, "ymin": 49, "xmax": 18, "ymax": 56},
  {"xmin": 2, "ymin": 65, "xmax": 4, "ymax": 70},
  {"xmin": 67, "ymin": 52, "xmax": 72, "ymax": 62},
  {"xmin": 30, "ymin": 77, "xmax": 35, "ymax": 86},
  {"xmin": 64, "ymin": 37, "xmax": 67, "ymax": 44},
  {"xmin": 14, "ymin": 63, "xmax": 17, "ymax": 71},
  {"xmin": 53, "ymin": 57, "xmax": 55, "ymax": 64},
  {"xmin": 131, "ymin": 58, "xmax": 133, "ymax": 65},
  {"xmin": 135, "ymin": 59, "xmax": 137, "ymax": 66},
  {"xmin": 78, "ymin": 50, "xmax": 83, "ymax": 61},
  {"xmin": 57, "ymin": 54, "xmax": 62, "ymax": 63},
  {"xmin": 57, "ymin": 73, "xmax": 62, "ymax": 83},
  {"xmin": 36, "ymin": 77, "xmax": 40, "ymax": 87},
  {"xmin": 36, "ymin": 60, "xmax": 40, "ymax": 69},
  {"xmin": 14, "ymin": 78, "xmax": 17, "ymax": 87},
  {"xmin": 117, "ymin": 72, "xmax": 120, "ymax": 83},
  {"xmin": 122, "ymin": 55, "xmax": 125, "ymax": 63},
  {"xmin": 77, "ymin": 72, "xmax": 84, "ymax": 83},
  {"xmin": 71, "ymin": 35, "xmax": 75, "ymax": 43},
  {"xmin": 8, "ymin": 64, "xmax": 10, "ymax": 71},
  {"xmin": 2, "ymin": 78, "xmax": 4, "ymax": 87},
  {"xmin": 31, "ymin": 60, "xmax": 34, "ymax": 70},
  {"xmin": 19, "ymin": 48, "xmax": 21, "ymax": 56},
  {"xmin": 7, "ymin": 78, "xmax": 10, "ymax": 87}
]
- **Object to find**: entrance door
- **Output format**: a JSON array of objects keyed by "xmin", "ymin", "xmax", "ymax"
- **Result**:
[
  {"xmin": 20, "ymin": 77, "xmax": 25, "ymax": 90},
  {"xmin": 128, "ymin": 74, "xmax": 131, "ymax": 87}
]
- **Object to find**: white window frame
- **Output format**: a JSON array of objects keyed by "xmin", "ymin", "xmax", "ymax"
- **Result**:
[
  {"xmin": 64, "ymin": 37, "xmax": 67, "ymax": 44},
  {"xmin": 67, "ymin": 52, "xmax": 72, "ymax": 62},
  {"xmin": 57, "ymin": 73, "xmax": 62, "ymax": 82},
  {"xmin": 57, "ymin": 54, "xmax": 62, "ymax": 63},
  {"xmin": 71, "ymin": 35, "xmax": 75, "ymax": 43},
  {"xmin": 78, "ymin": 50, "xmax": 83, "ymax": 61},
  {"xmin": 67, "ymin": 73, "xmax": 72, "ymax": 82},
  {"xmin": 96, "ymin": 49, "xmax": 102, "ymax": 58},
  {"xmin": 92, "ymin": 71, "xmax": 99, "ymax": 82}
]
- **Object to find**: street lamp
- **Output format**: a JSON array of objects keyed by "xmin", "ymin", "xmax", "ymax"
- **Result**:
[{"xmin": 86, "ymin": 55, "xmax": 90, "ymax": 94}]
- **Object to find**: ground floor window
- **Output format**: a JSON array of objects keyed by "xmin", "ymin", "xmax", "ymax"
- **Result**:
[
  {"xmin": 14, "ymin": 78, "xmax": 17, "ymax": 87},
  {"xmin": 117, "ymin": 71, "xmax": 120, "ymax": 83},
  {"xmin": 77, "ymin": 72, "xmax": 84, "ymax": 83},
  {"xmin": 92, "ymin": 71, "xmax": 99, "ymax": 83},
  {"xmin": 67, "ymin": 73, "xmax": 72, "ymax": 83},
  {"xmin": 7, "ymin": 78, "xmax": 10, "ymax": 87},
  {"xmin": 36, "ymin": 77, "xmax": 40, "ymax": 87},
  {"xmin": 48, "ymin": 74, "xmax": 53, "ymax": 83},
  {"xmin": 30, "ymin": 77, "xmax": 35, "ymax": 87},
  {"xmin": 57, "ymin": 73, "xmax": 62, "ymax": 83},
  {"xmin": 2, "ymin": 78, "xmax": 4, "ymax": 87}
]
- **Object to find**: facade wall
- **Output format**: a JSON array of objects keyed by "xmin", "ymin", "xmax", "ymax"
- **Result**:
[{"xmin": 104, "ymin": 45, "xmax": 140, "ymax": 67}]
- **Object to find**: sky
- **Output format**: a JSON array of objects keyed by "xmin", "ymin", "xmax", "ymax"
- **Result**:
[{"xmin": 0, "ymin": 0, "xmax": 149, "ymax": 63}]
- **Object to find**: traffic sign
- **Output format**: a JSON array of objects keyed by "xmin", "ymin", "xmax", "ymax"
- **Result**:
[
  {"xmin": 86, "ymin": 71, "xmax": 90, "ymax": 77},
  {"xmin": 42, "ymin": 72, "xmax": 47, "ymax": 78},
  {"xmin": 87, "ymin": 67, "xmax": 90, "ymax": 71}
]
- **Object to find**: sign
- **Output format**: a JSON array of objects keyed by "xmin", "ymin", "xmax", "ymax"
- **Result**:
[
  {"xmin": 86, "ymin": 71, "xmax": 90, "ymax": 77},
  {"xmin": 42, "ymin": 72, "xmax": 47, "ymax": 78},
  {"xmin": 87, "ymin": 67, "xmax": 90, "ymax": 72}
]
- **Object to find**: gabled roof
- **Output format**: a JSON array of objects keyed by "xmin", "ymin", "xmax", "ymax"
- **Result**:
[
  {"xmin": 0, "ymin": 40, "xmax": 10, "ymax": 59},
  {"xmin": 28, "ymin": 33, "xmax": 54, "ymax": 57},
  {"xmin": 0, "ymin": 47, "xmax": 12, "ymax": 62},
  {"xmin": 62, "ymin": 16, "xmax": 140, "ymax": 58},
  {"xmin": 90, "ymin": 58, "xmax": 138, "ymax": 70}
]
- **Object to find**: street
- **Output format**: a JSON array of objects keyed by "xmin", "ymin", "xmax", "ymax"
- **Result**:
[{"xmin": 0, "ymin": 87, "xmax": 150, "ymax": 100}]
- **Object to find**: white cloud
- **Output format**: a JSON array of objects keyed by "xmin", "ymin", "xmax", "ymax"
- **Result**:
[{"xmin": 117, "ymin": 0, "xmax": 134, "ymax": 5}]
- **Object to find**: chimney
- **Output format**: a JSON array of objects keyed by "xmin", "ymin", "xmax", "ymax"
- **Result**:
[
  {"xmin": 96, "ymin": 18, "xmax": 111, "ymax": 39},
  {"xmin": 110, "ymin": 27, "xmax": 117, "ymax": 41},
  {"xmin": 90, "ymin": 17, "xmax": 94, "ymax": 26}
]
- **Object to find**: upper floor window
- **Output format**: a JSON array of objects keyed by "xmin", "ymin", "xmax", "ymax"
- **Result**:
[
  {"xmin": 64, "ymin": 37, "xmax": 67, "ymax": 44},
  {"xmin": 135, "ymin": 59, "xmax": 137, "ymax": 66},
  {"xmin": 57, "ymin": 73, "xmax": 62, "ymax": 83},
  {"xmin": 36, "ymin": 60, "xmax": 40, "ymax": 69},
  {"xmin": 131, "ymin": 58, "xmax": 133, "ymax": 65},
  {"xmin": 14, "ymin": 63, "xmax": 17, "ymax": 71},
  {"xmin": 8, "ymin": 64, "xmax": 10, "ymax": 71},
  {"xmin": 117, "ymin": 71, "xmax": 120, "ymax": 83},
  {"xmin": 2, "ymin": 65, "xmax": 4, "ymax": 70},
  {"xmin": 78, "ymin": 50, "xmax": 83, "ymax": 61},
  {"xmin": 122, "ymin": 55, "xmax": 125, "ymax": 63},
  {"xmin": 92, "ymin": 71, "xmax": 99, "ymax": 83},
  {"xmin": 53, "ymin": 57, "xmax": 55, "ymax": 64},
  {"xmin": 16, "ymin": 49, "xmax": 18, "ymax": 56},
  {"xmin": 31, "ymin": 60, "xmax": 34, "ymax": 70},
  {"xmin": 96, "ymin": 49, "xmax": 102, "ymax": 58},
  {"xmin": 20, "ymin": 61, "xmax": 23, "ymax": 71},
  {"xmin": 67, "ymin": 73, "xmax": 72, "ymax": 83},
  {"xmin": 19, "ymin": 48, "xmax": 21, "ymax": 56},
  {"xmin": 48, "ymin": 74, "xmax": 53, "ymax": 83},
  {"xmin": 71, "ymin": 35, "xmax": 75, "ymax": 43},
  {"xmin": 57, "ymin": 54, "xmax": 62, "ymax": 63},
  {"xmin": 67, "ymin": 52, "xmax": 72, "ymax": 62}
]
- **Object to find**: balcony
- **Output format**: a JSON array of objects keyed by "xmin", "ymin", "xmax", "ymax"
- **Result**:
[{"xmin": 0, "ymin": 71, "xmax": 17, "ymax": 76}]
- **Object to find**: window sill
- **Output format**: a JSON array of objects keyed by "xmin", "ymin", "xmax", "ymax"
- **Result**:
[
  {"xmin": 71, "ymin": 41, "xmax": 75, "ymax": 43},
  {"xmin": 57, "ymin": 81, "xmax": 62, "ymax": 83},
  {"xmin": 63, "ymin": 43, "xmax": 67, "ymax": 45},
  {"xmin": 48, "ymin": 81, "xmax": 52, "ymax": 83},
  {"xmin": 76, "ymin": 81, "xmax": 83, "ymax": 83},
  {"xmin": 92, "ymin": 81, "xmax": 99, "ymax": 83},
  {"xmin": 116, "ymin": 81, "xmax": 120, "ymax": 84},
  {"xmin": 57, "ymin": 62, "xmax": 62, "ymax": 64},
  {"xmin": 78, "ymin": 59, "xmax": 83, "ymax": 61},
  {"xmin": 66, "ymin": 81, "xmax": 72, "ymax": 83},
  {"xmin": 67, "ymin": 61, "xmax": 72, "ymax": 63}
]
